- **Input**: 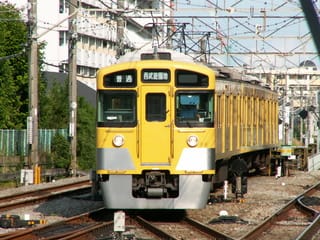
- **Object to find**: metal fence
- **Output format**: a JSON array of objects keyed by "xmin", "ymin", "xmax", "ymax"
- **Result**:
[{"xmin": 0, "ymin": 129, "xmax": 68, "ymax": 156}]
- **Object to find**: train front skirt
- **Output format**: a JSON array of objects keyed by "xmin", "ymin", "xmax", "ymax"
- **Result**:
[{"xmin": 100, "ymin": 175, "xmax": 211, "ymax": 209}]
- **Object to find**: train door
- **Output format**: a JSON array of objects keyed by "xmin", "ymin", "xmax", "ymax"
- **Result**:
[{"xmin": 140, "ymin": 86, "xmax": 171, "ymax": 165}]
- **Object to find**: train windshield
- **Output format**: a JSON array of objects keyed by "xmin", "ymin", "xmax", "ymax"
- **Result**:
[
  {"xmin": 175, "ymin": 91, "xmax": 214, "ymax": 127},
  {"xmin": 97, "ymin": 90, "xmax": 137, "ymax": 127}
]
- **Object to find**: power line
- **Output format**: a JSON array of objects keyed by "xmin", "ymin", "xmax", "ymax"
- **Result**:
[{"xmin": 0, "ymin": 50, "xmax": 25, "ymax": 61}]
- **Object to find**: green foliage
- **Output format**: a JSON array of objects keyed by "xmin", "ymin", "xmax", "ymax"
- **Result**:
[
  {"xmin": 0, "ymin": 3, "xmax": 96, "ymax": 171},
  {"xmin": 40, "ymin": 81, "xmax": 96, "ymax": 170},
  {"xmin": 77, "ymin": 97, "xmax": 96, "ymax": 170},
  {"xmin": 51, "ymin": 134, "xmax": 70, "ymax": 170},
  {"xmin": 39, "ymin": 81, "xmax": 69, "ymax": 129},
  {"xmin": 0, "ymin": 3, "xmax": 46, "ymax": 129},
  {"xmin": 0, "ymin": 3, "xmax": 28, "ymax": 129}
]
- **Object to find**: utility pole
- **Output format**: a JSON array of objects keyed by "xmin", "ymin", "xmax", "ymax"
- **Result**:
[
  {"xmin": 306, "ymin": 74, "xmax": 311, "ymax": 147},
  {"xmin": 28, "ymin": 0, "xmax": 39, "ymax": 171},
  {"xmin": 166, "ymin": 0, "xmax": 175, "ymax": 49},
  {"xmin": 69, "ymin": 0, "xmax": 78, "ymax": 176},
  {"xmin": 116, "ymin": 0, "xmax": 125, "ymax": 57}
]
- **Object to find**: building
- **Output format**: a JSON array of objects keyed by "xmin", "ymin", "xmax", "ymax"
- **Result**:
[
  {"xmin": 247, "ymin": 61, "xmax": 320, "ymax": 148},
  {"xmin": 6, "ymin": 0, "xmax": 173, "ymax": 89}
]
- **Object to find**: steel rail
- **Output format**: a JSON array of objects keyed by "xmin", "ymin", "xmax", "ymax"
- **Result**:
[
  {"xmin": 184, "ymin": 217, "xmax": 235, "ymax": 240},
  {"xmin": 0, "ymin": 208, "xmax": 108, "ymax": 240},
  {"xmin": 295, "ymin": 214, "xmax": 320, "ymax": 240},
  {"xmin": 134, "ymin": 215, "xmax": 178, "ymax": 239},
  {"xmin": 295, "ymin": 195, "xmax": 320, "ymax": 240},
  {"xmin": 239, "ymin": 182, "xmax": 320, "ymax": 240},
  {"xmin": 134, "ymin": 215, "xmax": 235, "ymax": 240},
  {"xmin": 0, "ymin": 179, "xmax": 91, "ymax": 212}
]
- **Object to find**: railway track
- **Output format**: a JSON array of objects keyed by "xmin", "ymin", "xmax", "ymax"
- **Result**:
[
  {"xmin": 0, "ymin": 209, "xmax": 233, "ymax": 240},
  {"xmin": 240, "ymin": 182, "xmax": 320, "ymax": 240},
  {"xmin": 133, "ymin": 214, "xmax": 234, "ymax": 239},
  {"xmin": 0, "ymin": 177, "xmax": 235, "ymax": 239},
  {"xmin": 2, "ymin": 186, "xmax": 320, "ymax": 240},
  {"xmin": 0, "ymin": 178, "xmax": 92, "ymax": 212},
  {"xmin": 1, "ymin": 175, "xmax": 320, "ymax": 239},
  {"xmin": 0, "ymin": 208, "xmax": 113, "ymax": 240}
]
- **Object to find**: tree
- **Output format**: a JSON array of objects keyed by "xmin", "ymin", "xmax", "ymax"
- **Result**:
[
  {"xmin": 40, "ymin": 80, "xmax": 96, "ymax": 170},
  {"xmin": 0, "ymin": 3, "xmax": 46, "ymax": 129},
  {"xmin": 0, "ymin": 3, "xmax": 96, "ymax": 170},
  {"xmin": 76, "ymin": 97, "xmax": 96, "ymax": 170},
  {"xmin": 39, "ymin": 80, "xmax": 69, "ymax": 129},
  {"xmin": 0, "ymin": 3, "xmax": 29, "ymax": 129},
  {"xmin": 51, "ymin": 133, "xmax": 70, "ymax": 170}
]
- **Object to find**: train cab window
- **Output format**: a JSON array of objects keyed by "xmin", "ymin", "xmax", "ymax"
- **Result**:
[
  {"xmin": 146, "ymin": 93, "xmax": 166, "ymax": 121},
  {"xmin": 97, "ymin": 90, "xmax": 137, "ymax": 127},
  {"xmin": 175, "ymin": 70, "xmax": 208, "ymax": 87},
  {"xmin": 175, "ymin": 91, "xmax": 214, "ymax": 127}
]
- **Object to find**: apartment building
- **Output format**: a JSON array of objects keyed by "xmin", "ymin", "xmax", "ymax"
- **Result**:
[
  {"xmin": 7, "ymin": 0, "xmax": 172, "ymax": 88},
  {"xmin": 248, "ymin": 60, "xmax": 320, "ymax": 146}
]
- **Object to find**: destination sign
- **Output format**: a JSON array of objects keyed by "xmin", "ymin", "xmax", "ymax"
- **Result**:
[
  {"xmin": 103, "ymin": 69, "xmax": 136, "ymax": 87},
  {"xmin": 142, "ymin": 69, "xmax": 170, "ymax": 82}
]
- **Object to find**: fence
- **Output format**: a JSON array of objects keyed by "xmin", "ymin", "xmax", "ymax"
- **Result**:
[
  {"xmin": 0, "ymin": 129, "xmax": 68, "ymax": 156},
  {"xmin": 308, "ymin": 152, "xmax": 320, "ymax": 171}
]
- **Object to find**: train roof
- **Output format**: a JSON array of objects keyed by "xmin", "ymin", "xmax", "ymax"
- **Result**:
[
  {"xmin": 208, "ymin": 65, "xmax": 272, "ymax": 88},
  {"xmin": 117, "ymin": 47, "xmax": 270, "ymax": 89},
  {"xmin": 117, "ymin": 46, "xmax": 195, "ymax": 63}
]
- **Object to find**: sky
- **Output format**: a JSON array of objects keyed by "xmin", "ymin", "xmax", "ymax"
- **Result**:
[
  {"xmin": 3, "ymin": 0, "xmax": 319, "ymax": 71},
  {"xmin": 172, "ymin": 0, "xmax": 320, "ymax": 70}
]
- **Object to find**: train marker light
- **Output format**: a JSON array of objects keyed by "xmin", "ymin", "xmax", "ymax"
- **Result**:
[
  {"xmin": 113, "ymin": 135, "xmax": 124, "ymax": 147},
  {"xmin": 187, "ymin": 135, "xmax": 198, "ymax": 147}
]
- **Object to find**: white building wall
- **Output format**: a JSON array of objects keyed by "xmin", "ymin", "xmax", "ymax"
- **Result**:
[
  {"xmin": 39, "ymin": 2, "xmax": 69, "ymax": 71},
  {"xmin": 6, "ymin": 0, "xmax": 171, "ymax": 87},
  {"xmin": 7, "ymin": 0, "xmax": 69, "ymax": 72}
]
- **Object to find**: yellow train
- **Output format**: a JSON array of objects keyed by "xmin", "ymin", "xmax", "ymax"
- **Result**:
[{"xmin": 95, "ymin": 48, "xmax": 279, "ymax": 209}]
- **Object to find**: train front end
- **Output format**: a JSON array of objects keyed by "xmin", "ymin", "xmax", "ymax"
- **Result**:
[{"xmin": 96, "ymin": 56, "xmax": 215, "ymax": 209}]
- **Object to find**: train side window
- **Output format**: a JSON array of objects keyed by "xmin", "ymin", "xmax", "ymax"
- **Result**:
[{"xmin": 146, "ymin": 93, "xmax": 166, "ymax": 121}]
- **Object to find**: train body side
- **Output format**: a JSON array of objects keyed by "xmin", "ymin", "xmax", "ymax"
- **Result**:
[{"xmin": 214, "ymin": 77, "xmax": 279, "ymax": 182}]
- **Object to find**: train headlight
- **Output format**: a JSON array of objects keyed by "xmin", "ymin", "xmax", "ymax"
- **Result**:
[
  {"xmin": 187, "ymin": 135, "xmax": 198, "ymax": 147},
  {"xmin": 113, "ymin": 135, "xmax": 124, "ymax": 147}
]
